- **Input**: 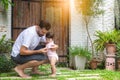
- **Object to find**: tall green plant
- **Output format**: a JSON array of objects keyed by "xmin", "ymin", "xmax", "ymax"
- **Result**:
[
  {"xmin": 75, "ymin": 0, "xmax": 104, "ymax": 58},
  {"xmin": 0, "ymin": 0, "xmax": 13, "ymax": 10}
]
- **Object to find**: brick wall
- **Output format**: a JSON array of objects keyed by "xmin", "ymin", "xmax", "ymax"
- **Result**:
[
  {"xmin": 0, "ymin": 0, "xmax": 11, "ymax": 39},
  {"xmin": 69, "ymin": 0, "xmax": 115, "ymax": 47}
]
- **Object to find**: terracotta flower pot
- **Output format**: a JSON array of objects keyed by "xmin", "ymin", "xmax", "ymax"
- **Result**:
[
  {"xmin": 106, "ymin": 43, "xmax": 116, "ymax": 55},
  {"xmin": 90, "ymin": 59, "xmax": 98, "ymax": 69}
]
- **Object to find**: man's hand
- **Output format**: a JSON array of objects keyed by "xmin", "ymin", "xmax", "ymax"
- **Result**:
[
  {"xmin": 38, "ymin": 48, "xmax": 47, "ymax": 54},
  {"xmin": 20, "ymin": 45, "xmax": 48, "ymax": 55}
]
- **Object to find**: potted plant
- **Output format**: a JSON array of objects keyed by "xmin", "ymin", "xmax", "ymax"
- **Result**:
[
  {"xmin": 94, "ymin": 29, "xmax": 120, "ymax": 55},
  {"xmin": 69, "ymin": 46, "xmax": 91, "ymax": 70}
]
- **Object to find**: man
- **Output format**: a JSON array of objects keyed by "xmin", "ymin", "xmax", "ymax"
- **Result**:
[{"xmin": 11, "ymin": 20, "xmax": 56, "ymax": 78}]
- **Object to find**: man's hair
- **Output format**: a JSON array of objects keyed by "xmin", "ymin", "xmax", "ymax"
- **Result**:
[
  {"xmin": 39, "ymin": 20, "xmax": 51, "ymax": 30},
  {"xmin": 46, "ymin": 32, "xmax": 54, "ymax": 38}
]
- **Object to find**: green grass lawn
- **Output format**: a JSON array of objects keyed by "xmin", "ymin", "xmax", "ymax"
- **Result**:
[{"xmin": 1, "ymin": 64, "xmax": 120, "ymax": 80}]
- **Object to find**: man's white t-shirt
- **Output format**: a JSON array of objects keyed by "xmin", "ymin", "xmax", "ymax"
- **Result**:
[{"xmin": 11, "ymin": 26, "xmax": 46, "ymax": 57}]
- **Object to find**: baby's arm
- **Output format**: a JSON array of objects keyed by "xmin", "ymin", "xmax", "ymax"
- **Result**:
[{"xmin": 49, "ymin": 44, "xmax": 58, "ymax": 51}]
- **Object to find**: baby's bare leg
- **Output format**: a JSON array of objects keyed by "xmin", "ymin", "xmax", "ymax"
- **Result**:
[{"xmin": 49, "ymin": 57, "xmax": 57, "ymax": 77}]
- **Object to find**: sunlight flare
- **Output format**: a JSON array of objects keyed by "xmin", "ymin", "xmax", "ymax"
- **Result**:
[{"xmin": 70, "ymin": 0, "xmax": 75, "ymax": 10}]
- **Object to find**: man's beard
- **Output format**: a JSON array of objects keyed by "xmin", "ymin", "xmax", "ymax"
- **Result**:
[{"xmin": 39, "ymin": 34, "xmax": 44, "ymax": 37}]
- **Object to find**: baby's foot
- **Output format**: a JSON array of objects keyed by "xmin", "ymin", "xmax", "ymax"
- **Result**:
[
  {"xmin": 49, "ymin": 74, "xmax": 56, "ymax": 77},
  {"xmin": 21, "ymin": 74, "xmax": 31, "ymax": 79}
]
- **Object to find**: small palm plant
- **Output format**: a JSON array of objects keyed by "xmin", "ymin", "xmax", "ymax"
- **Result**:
[
  {"xmin": 69, "ymin": 46, "xmax": 91, "ymax": 69},
  {"xmin": 69, "ymin": 46, "xmax": 91, "ymax": 60},
  {"xmin": 94, "ymin": 29, "xmax": 120, "ymax": 52}
]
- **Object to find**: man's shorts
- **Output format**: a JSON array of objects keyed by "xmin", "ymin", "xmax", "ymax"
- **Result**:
[{"xmin": 11, "ymin": 45, "xmax": 48, "ymax": 64}]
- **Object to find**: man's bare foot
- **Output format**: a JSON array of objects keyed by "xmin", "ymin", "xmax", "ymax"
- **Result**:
[
  {"xmin": 14, "ymin": 67, "xmax": 31, "ymax": 78},
  {"xmin": 20, "ymin": 74, "xmax": 32, "ymax": 79},
  {"xmin": 49, "ymin": 74, "xmax": 56, "ymax": 77}
]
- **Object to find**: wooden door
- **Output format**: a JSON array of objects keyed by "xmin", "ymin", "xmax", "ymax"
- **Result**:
[{"xmin": 12, "ymin": 0, "xmax": 69, "ymax": 66}]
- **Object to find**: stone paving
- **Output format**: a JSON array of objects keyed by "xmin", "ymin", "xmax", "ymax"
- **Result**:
[{"xmin": 0, "ymin": 68, "xmax": 102, "ymax": 80}]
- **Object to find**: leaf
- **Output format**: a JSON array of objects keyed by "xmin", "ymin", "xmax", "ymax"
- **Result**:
[{"xmin": 69, "ymin": 46, "xmax": 91, "ymax": 60}]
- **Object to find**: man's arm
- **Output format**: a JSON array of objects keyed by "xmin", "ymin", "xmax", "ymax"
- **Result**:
[{"xmin": 20, "ymin": 45, "xmax": 47, "ymax": 55}]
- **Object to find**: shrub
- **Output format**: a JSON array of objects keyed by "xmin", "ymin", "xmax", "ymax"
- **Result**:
[
  {"xmin": 0, "ymin": 54, "xmax": 16, "ymax": 73},
  {"xmin": 0, "ymin": 34, "xmax": 13, "ymax": 53}
]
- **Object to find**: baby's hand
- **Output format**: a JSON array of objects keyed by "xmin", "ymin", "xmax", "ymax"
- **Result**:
[
  {"xmin": 49, "ymin": 45, "xmax": 57, "ymax": 51},
  {"xmin": 50, "ymin": 45, "xmax": 56, "ymax": 49}
]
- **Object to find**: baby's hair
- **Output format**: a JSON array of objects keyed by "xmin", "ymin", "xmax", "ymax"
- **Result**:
[{"xmin": 46, "ymin": 32, "xmax": 54, "ymax": 38}]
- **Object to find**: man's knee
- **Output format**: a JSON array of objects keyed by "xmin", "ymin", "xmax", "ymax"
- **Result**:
[
  {"xmin": 29, "ymin": 60, "xmax": 47, "ymax": 65},
  {"xmin": 42, "ymin": 59, "xmax": 49, "ymax": 64},
  {"xmin": 29, "ymin": 60, "xmax": 39, "ymax": 65}
]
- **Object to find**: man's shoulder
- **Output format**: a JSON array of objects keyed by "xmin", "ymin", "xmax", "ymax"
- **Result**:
[
  {"xmin": 24, "ymin": 26, "xmax": 35, "ymax": 33},
  {"xmin": 27, "ymin": 26, "xmax": 35, "ymax": 30}
]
